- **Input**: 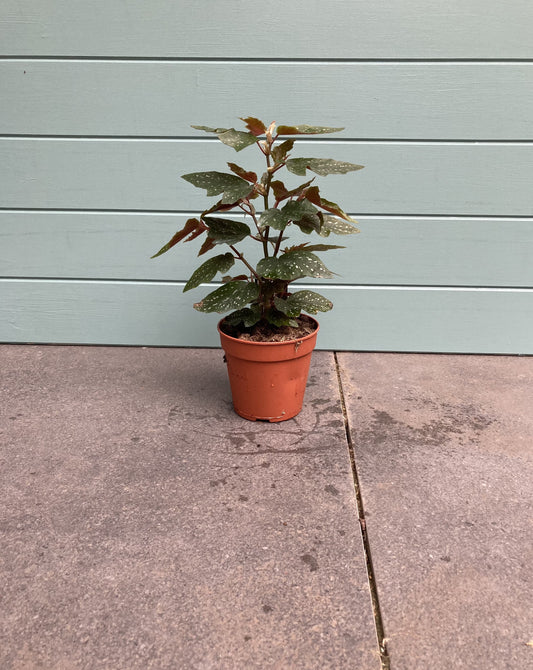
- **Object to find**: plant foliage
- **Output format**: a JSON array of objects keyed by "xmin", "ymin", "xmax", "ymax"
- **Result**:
[{"xmin": 152, "ymin": 118, "xmax": 363, "ymax": 329}]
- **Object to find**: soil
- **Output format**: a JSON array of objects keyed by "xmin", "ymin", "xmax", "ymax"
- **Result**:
[{"xmin": 220, "ymin": 315, "xmax": 317, "ymax": 342}]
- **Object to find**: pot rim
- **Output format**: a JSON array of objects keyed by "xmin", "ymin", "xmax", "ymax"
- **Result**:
[{"xmin": 217, "ymin": 315, "xmax": 319, "ymax": 346}]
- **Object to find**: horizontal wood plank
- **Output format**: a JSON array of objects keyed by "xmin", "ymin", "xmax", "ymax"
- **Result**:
[
  {"xmin": 2, "ymin": 1, "xmax": 532, "ymax": 59},
  {"xmin": 3, "ymin": 139, "xmax": 533, "ymax": 216},
  {"xmin": 3, "ymin": 61, "xmax": 533, "ymax": 139},
  {"xmin": 2, "ymin": 212, "xmax": 532, "ymax": 288},
  {"xmin": 1, "ymin": 280, "xmax": 532, "ymax": 354}
]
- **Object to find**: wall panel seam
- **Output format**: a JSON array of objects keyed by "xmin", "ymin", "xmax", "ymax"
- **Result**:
[
  {"xmin": 2, "ymin": 278, "xmax": 532, "ymax": 293},
  {"xmin": 2, "ymin": 209, "xmax": 532, "ymax": 222},
  {"xmin": 2, "ymin": 209, "xmax": 532, "ymax": 220},
  {"xmin": 2, "ymin": 56, "xmax": 533, "ymax": 64},
  {"xmin": 3, "ymin": 135, "xmax": 533, "ymax": 144},
  {"xmin": 3, "ymin": 137, "xmax": 533, "ymax": 146}
]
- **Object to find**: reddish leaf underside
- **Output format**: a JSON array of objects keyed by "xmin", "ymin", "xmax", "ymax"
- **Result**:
[
  {"xmin": 198, "ymin": 236, "xmax": 216, "ymax": 256},
  {"xmin": 150, "ymin": 218, "xmax": 205, "ymax": 258},
  {"xmin": 227, "ymin": 162, "xmax": 258, "ymax": 183},
  {"xmin": 304, "ymin": 186, "xmax": 354, "ymax": 221},
  {"xmin": 240, "ymin": 117, "xmax": 267, "ymax": 136}
]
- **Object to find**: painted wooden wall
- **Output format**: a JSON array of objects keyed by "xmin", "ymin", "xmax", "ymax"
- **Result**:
[{"xmin": 1, "ymin": 0, "xmax": 532, "ymax": 353}]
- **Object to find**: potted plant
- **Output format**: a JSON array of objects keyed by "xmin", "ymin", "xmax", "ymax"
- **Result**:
[{"xmin": 152, "ymin": 117, "xmax": 363, "ymax": 421}]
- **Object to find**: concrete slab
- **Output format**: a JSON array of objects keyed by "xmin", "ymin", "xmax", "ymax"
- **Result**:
[
  {"xmin": 0, "ymin": 346, "xmax": 378, "ymax": 669},
  {"xmin": 338, "ymin": 353, "xmax": 533, "ymax": 670}
]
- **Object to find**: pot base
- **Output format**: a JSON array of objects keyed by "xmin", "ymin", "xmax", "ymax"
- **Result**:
[{"xmin": 233, "ymin": 407, "xmax": 300, "ymax": 423}]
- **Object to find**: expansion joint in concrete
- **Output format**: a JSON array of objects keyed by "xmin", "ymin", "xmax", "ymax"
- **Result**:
[{"xmin": 333, "ymin": 352, "xmax": 391, "ymax": 670}]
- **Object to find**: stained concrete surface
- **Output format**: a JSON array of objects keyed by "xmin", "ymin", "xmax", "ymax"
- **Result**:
[
  {"xmin": 0, "ymin": 346, "xmax": 378, "ymax": 670},
  {"xmin": 339, "ymin": 353, "xmax": 533, "ymax": 670},
  {"xmin": 3, "ymin": 345, "xmax": 532, "ymax": 670}
]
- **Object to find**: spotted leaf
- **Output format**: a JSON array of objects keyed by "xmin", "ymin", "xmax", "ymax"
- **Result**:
[
  {"xmin": 286, "ymin": 157, "xmax": 364, "ymax": 177},
  {"xmin": 274, "ymin": 290, "xmax": 333, "ymax": 317},
  {"xmin": 183, "ymin": 253, "xmax": 235, "ymax": 292},
  {"xmin": 192, "ymin": 125, "xmax": 258, "ymax": 151},
  {"xmin": 257, "ymin": 250, "xmax": 334, "ymax": 281},
  {"xmin": 319, "ymin": 216, "xmax": 360, "ymax": 236},
  {"xmin": 225, "ymin": 304, "xmax": 262, "ymax": 327},
  {"xmin": 203, "ymin": 217, "xmax": 251, "ymax": 244},
  {"xmin": 259, "ymin": 208, "xmax": 291, "ymax": 231},
  {"xmin": 194, "ymin": 281, "xmax": 260, "ymax": 313},
  {"xmin": 276, "ymin": 124, "xmax": 344, "ymax": 135},
  {"xmin": 182, "ymin": 172, "xmax": 253, "ymax": 204}
]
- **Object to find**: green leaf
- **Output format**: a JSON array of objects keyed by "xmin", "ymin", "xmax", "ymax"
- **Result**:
[
  {"xmin": 203, "ymin": 217, "xmax": 251, "ymax": 244},
  {"xmin": 276, "ymin": 124, "xmax": 344, "ymax": 135},
  {"xmin": 295, "ymin": 244, "xmax": 345, "ymax": 252},
  {"xmin": 319, "ymin": 215, "xmax": 360, "ymax": 236},
  {"xmin": 227, "ymin": 162, "xmax": 257, "ymax": 183},
  {"xmin": 259, "ymin": 208, "xmax": 291, "ymax": 231},
  {"xmin": 182, "ymin": 171, "xmax": 253, "ymax": 204},
  {"xmin": 274, "ymin": 290, "xmax": 333, "ymax": 317},
  {"xmin": 183, "ymin": 253, "xmax": 235, "ymax": 292},
  {"xmin": 225, "ymin": 304, "xmax": 262, "ymax": 327},
  {"xmin": 281, "ymin": 200, "xmax": 321, "ymax": 233},
  {"xmin": 286, "ymin": 157, "xmax": 364, "ymax": 177},
  {"xmin": 257, "ymin": 249, "xmax": 334, "ymax": 281},
  {"xmin": 281, "ymin": 200, "xmax": 318, "ymax": 221},
  {"xmin": 264, "ymin": 309, "xmax": 297, "ymax": 328},
  {"xmin": 194, "ymin": 281, "xmax": 260, "ymax": 313},
  {"xmin": 256, "ymin": 257, "xmax": 282, "ymax": 278},
  {"xmin": 151, "ymin": 218, "xmax": 205, "ymax": 258},
  {"xmin": 271, "ymin": 139, "xmax": 294, "ymax": 163},
  {"xmin": 217, "ymin": 129, "xmax": 258, "ymax": 151},
  {"xmin": 192, "ymin": 125, "xmax": 257, "ymax": 151},
  {"xmin": 191, "ymin": 125, "xmax": 228, "ymax": 133},
  {"xmin": 240, "ymin": 117, "xmax": 267, "ymax": 136}
]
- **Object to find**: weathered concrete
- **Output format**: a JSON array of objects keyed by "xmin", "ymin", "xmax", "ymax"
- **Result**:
[
  {"xmin": 339, "ymin": 353, "xmax": 533, "ymax": 670},
  {"xmin": 0, "ymin": 346, "xmax": 378, "ymax": 670}
]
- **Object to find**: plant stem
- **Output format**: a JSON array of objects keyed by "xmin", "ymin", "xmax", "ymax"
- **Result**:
[
  {"xmin": 273, "ymin": 230, "xmax": 284, "ymax": 257},
  {"xmin": 262, "ymin": 151, "xmax": 272, "ymax": 258},
  {"xmin": 240, "ymin": 201, "xmax": 261, "ymax": 234},
  {"xmin": 230, "ymin": 245, "xmax": 260, "ymax": 280}
]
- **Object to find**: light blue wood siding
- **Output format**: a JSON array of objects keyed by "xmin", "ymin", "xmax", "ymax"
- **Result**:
[
  {"xmin": 3, "ymin": 61, "xmax": 533, "ymax": 139},
  {"xmin": 2, "ymin": 1, "xmax": 533, "ymax": 59},
  {"xmin": 1, "ymin": 1, "xmax": 532, "ymax": 353}
]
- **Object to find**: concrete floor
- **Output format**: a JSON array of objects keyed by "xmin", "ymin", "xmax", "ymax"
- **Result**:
[{"xmin": 1, "ymin": 345, "xmax": 532, "ymax": 669}]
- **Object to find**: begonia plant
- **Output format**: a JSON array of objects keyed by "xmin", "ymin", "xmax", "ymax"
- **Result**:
[{"xmin": 152, "ymin": 117, "xmax": 363, "ymax": 331}]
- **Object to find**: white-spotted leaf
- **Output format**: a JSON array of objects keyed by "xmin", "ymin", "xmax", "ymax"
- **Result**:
[
  {"xmin": 182, "ymin": 172, "xmax": 253, "ymax": 204},
  {"xmin": 286, "ymin": 157, "xmax": 364, "ymax": 177},
  {"xmin": 192, "ymin": 125, "xmax": 257, "ymax": 151},
  {"xmin": 259, "ymin": 208, "xmax": 291, "ymax": 231},
  {"xmin": 183, "ymin": 253, "xmax": 235, "ymax": 292},
  {"xmin": 225, "ymin": 304, "xmax": 262, "ymax": 327},
  {"xmin": 274, "ymin": 290, "xmax": 333, "ymax": 317},
  {"xmin": 194, "ymin": 281, "xmax": 259, "ymax": 313},
  {"xmin": 203, "ymin": 217, "xmax": 251, "ymax": 244},
  {"xmin": 319, "ymin": 216, "xmax": 360, "ymax": 236},
  {"xmin": 257, "ymin": 250, "xmax": 334, "ymax": 281},
  {"xmin": 276, "ymin": 125, "xmax": 344, "ymax": 135}
]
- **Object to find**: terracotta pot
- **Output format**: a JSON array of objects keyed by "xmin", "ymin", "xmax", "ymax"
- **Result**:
[{"xmin": 218, "ymin": 318, "xmax": 319, "ymax": 422}]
